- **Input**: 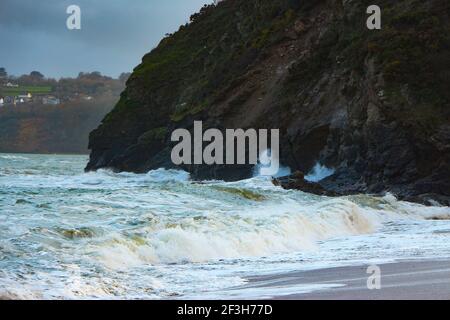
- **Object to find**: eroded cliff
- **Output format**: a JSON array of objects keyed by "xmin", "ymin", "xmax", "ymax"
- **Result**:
[{"xmin": 87, "ymin": 0, "xmax": 450, "ymax": 205}]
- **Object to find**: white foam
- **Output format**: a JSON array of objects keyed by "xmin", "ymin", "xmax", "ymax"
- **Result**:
[{"xmin": 0, "ymin": 154, "xmax": 29, "ymax": 160}]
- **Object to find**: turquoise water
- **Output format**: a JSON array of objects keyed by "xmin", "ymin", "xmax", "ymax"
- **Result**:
[{"xmin": 1, "ymin": 153, "xmax": 450, "ymax": 299}]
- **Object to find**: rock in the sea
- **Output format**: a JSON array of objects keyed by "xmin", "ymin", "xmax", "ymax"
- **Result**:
[{"xmin": 272, "ymin": 171, "xmax": 341, "ymax": 197}]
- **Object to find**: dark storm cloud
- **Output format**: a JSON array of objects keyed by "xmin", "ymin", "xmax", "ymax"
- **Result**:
[{"xmin": 0, "ymin": 0, "xmax": 211, "ymax": 78}]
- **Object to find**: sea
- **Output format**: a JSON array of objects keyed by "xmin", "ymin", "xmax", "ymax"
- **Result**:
[{"xmin": 1, "ymin": 153, "xmax": 449, "ymax": 299}]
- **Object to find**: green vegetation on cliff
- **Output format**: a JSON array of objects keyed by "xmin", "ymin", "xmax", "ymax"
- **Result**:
[
  {"xmin": 102, "ymin": 0, "xmax": 449, "ymax": 131},
  {"xmin": 103, "ymin": 0, "xmax": 304, "ymax": 124}
]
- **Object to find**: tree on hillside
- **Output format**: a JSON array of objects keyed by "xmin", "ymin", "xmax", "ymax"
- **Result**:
[
  {"xmin": 30, "ymin": 71, "xmax": 44, "ymax": 79},
  {"xmin": 78, "ymin": 71, "xmax": 108, "ymax": 81}
]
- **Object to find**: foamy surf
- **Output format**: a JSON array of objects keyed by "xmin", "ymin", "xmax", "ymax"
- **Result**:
[
  {"xmin": 92, "ymin": 198, "xmax": 379, "ymax": 269},
  {"xmin": 1, "ymin": 153, "xmax": 450, "ymax": 299}
]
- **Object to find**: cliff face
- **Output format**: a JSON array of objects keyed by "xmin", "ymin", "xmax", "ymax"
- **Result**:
[{"xmin": 87, "ymin": 0, "xmax": 450, "ymax": 205}]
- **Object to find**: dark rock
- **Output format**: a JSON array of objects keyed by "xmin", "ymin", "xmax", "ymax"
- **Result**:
[{"xmin": 272, "ymin": 171, "xmax": 342, "ymax": 197}]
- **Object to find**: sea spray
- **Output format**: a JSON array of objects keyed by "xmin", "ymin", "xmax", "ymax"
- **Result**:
[{"xmin": 305, "ymin": 163, "xmax": 335, "ymax": 182}]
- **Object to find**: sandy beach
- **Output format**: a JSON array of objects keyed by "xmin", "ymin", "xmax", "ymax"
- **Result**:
[{"xmin": 243, "ymin": 259, "xmax": 450, "ymax": 300}]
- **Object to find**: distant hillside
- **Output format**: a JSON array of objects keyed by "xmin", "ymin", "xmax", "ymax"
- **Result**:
[
  {"xmin": 0, "ymin": 72, "xmax": 128, "ymax": 154},
  {"xmin": 0, "ymin": 71, "xmax": 130, "ymax": 103}
]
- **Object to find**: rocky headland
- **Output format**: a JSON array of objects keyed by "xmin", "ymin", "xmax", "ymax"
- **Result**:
[{"xmin": 86, "ymin": 0, "xmax": 450, "ymax": 205}]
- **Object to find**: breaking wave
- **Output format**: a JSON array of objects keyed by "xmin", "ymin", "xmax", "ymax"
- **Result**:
[{"xmin": 1, "ymin": 153, "xmax": 450, "ymax": 299}]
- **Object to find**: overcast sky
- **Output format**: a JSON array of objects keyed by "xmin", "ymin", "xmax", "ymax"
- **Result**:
[{"xmin": 0, "ymin": 0, "xmax": 211, "ymax": 78}]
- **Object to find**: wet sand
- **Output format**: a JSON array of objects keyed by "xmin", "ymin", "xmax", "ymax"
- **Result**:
[{"xmin": 245, "ymin": 259, "xmax": 450, "ymax": 300}]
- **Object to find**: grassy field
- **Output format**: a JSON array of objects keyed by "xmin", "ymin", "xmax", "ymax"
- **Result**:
[{"xmin": 0, "ymin": 86, "xmax": 53, "ymax": 96}]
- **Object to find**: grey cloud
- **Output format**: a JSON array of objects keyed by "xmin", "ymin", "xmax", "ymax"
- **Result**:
[{"xmin": 0, "ymin": 0, "xmax": 211, "ymax": 78}]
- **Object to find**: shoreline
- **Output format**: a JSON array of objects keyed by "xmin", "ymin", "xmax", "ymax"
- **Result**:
[{"xmin": 240, "ymin": 259, "xmax": 450, "ymax": 300}]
